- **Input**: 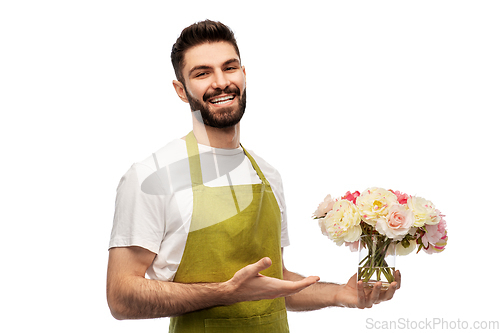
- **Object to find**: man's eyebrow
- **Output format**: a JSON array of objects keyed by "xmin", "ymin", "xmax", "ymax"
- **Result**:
[
  {"xmin": 188, "ymin": 65, "xmax": 211, "ymax": 77},
  {"xmin": 188, "ymin": 58, "xmax": 241, "ymax": 77},
  {"xmin": 223, "ymin": 58, "xmax": 240, "ymax": 66}
]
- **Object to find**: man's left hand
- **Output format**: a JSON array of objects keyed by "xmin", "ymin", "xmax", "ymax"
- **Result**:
[{"xmin": 335, "ymin": 270, "xmax": 401, "ymax": 309}]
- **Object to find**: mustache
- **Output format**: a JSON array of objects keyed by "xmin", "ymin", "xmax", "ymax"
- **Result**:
[{"xmin": 203, "ymin": 86, "xmax": 241, "ymax": 102}]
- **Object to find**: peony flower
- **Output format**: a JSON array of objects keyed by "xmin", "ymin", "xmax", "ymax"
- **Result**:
[
  {"xmin": 376, "ymin": 204, "xmax": 415, "ymax": 241},
  {"xmin": 342, "ymin": 191, "xmax": 360, "ymax": 204},
  {"xmin": 318, "ymin": 218, "xmax": 328, "ymax": 236},
  {"xmin": 396, "ymin": 239, "xmax": 417, "ymax": 256},
  {"xmin": 421, "ymin": 214, "xmax": 447, "ymax": 247},
  {"xmin": 322, "ymin": 199, "xmax": 362, "ymax": 245},
  {"xmin": 423, "ymin": 231, "xmax": 448, "ymax": 254},
  {"xmin": 356, "ymin": 187, "xmax": 398, "ymax": 226},
  {"xmin": 313, "ymin": 194, "xmax": 334, "ymax": 218},
  {"xmin": 345, "ymin": 241, "xmax": 360, "ymax": 252},
  {"xmin": 407, "ymin": 196, "xmax": 441, "ymax": 227},
  {"xmin": 390, "ymin": 190, "xmax": 410, "ymax": 205}
]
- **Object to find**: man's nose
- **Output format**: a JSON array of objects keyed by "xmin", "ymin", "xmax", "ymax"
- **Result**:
[{"xmin": 211, "ymin": 69, "xmax": 230, "ymax": 90}]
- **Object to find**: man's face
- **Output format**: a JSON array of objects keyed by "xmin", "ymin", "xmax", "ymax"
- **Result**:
[{"xmin": 176, "ymin": 41, "xmax": 247, "ymax": 128}]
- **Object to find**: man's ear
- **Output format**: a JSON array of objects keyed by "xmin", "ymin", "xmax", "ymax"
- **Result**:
[{"xmin": 172, "ymin": 80, "xmax": 189, "ymax": 103}]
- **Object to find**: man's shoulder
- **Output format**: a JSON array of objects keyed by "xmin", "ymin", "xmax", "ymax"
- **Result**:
[
  {"xmin": 244, "ymin": 148, "xmax": 282, "ymax": 182},
  {"xmin": 244, "ymin": 147, "xmax": 276, "ymax": 168},
  {"xmin": 118, "ymin": 138, "xmax": 189, "ymax": 195},
  {"xmin": 136, "ymin": 138, "xmax": 187, "ymax": 169}
]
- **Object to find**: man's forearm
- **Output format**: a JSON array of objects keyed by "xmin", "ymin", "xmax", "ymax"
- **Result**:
[
  {"xmin": 108, "ymin": 276, "xmax": 231, "ymax": 320},
  {"xmin": 283, "ymin": 269, "xmax": 342, "ymax": 311},
  {"xmin": 107, "ymin": 254, "xmax": 320, "ymax": 320}
]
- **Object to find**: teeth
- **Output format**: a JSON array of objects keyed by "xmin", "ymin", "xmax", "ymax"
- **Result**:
[{"xmin": 211, "ymin": 95, "xmax": 235, "ymax": 104}]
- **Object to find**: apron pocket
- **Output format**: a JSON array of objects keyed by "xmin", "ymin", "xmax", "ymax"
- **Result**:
[{"xmin": 204, "ymin": 309, "xmax": 289, "ymax": 333}]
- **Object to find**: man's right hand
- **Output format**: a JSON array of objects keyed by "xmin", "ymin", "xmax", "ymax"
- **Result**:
[{"xmin": 223, "ymin": 257, "xmax": 319, "ymax": 304}]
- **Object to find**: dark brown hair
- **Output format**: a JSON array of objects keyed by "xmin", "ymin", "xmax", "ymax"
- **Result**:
[{"xmin": 171, "ymin": 20, "xmax": 240, "ymax": 83}]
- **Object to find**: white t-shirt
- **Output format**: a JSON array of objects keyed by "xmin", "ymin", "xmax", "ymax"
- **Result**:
[{"xmin": 109, "ymin": 138, "xmax": 290, "ymax": 281}]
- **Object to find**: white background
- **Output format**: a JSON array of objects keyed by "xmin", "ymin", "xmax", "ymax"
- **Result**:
[{"xmin": 1, "ymin": 1, "xmax": 499, "ymax": 332}]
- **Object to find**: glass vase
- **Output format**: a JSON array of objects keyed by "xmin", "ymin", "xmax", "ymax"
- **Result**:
[{"xmin": 357, "ymin": 234, "xmax": 396, "ymax": 290}]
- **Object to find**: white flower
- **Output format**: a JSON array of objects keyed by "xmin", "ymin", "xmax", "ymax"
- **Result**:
[
  {"xmin": 322, "ymin": 199, "xmax": 362, "ymax": 245},
  {"xmin": 318, "ymin": 218, "xmax": 328, "ymax": 236},
  {"xmin": 396, "ymin": 240, "xmax": 417, "ymax": 256},
  {"xmin": 407, "ymin": 196, "xmax": 441, "ymax": 227},
  {"xmin": 356, "ymin": 187, "xmax": 398, "ymax": 226}
]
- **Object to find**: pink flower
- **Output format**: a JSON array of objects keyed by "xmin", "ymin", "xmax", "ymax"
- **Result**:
[
  {"xmin": 342, "ymin": 191, "xmax": 360, "ymax": 204},
  {"xmin": 345, "ymin": 241, "xmax": 360, "ymax": 252},
  {"xmin": 390, "ymin": 190, "xmax": 410, "ymax": 205},
  {"xmin": 376, "ymin": 204, "xmax": 415, "ymax": 241},
  {"xmin": 423, "ymin": 230, "xmax": 448, "ymax": 254},
  {"xmin": 313, "ymin": 194, "xmax": 335, "ymax": 218},
  {"xmin": 421, "ymin": 213, "xmax": 447, "ymax": 248}
]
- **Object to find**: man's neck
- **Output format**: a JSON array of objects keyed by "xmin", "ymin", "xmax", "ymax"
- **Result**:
[{"xmin": 192, "ymin": 116, "xmax": 241, "ymax": 149}]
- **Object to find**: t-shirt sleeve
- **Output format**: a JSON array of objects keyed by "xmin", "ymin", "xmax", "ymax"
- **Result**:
[{"xmin": 109, "ymin": 163, "xmax": 165, "ymax": 254}]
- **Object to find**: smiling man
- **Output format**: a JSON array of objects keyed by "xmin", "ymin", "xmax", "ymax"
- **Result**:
[
  {"xmin": 174, "ymin": 42, "xmax": 246, "ymax": 130},
  {"xmin": 106, "ymin": 20, "xmax": 400, "ymax": 333},
  {"xmin": 173, "ymin": 40, "xmax": 247, "ymax": 144}
]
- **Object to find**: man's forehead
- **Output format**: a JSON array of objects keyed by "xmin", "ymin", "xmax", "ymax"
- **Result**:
[{"xmin": 183, "ymin": 41, "xmax": 240, "ymax": 72}]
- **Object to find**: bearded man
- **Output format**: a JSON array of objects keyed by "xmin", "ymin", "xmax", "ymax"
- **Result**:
[{"xmin": 106, "ymin": 20, "xmax": 400, "ymax": 333}]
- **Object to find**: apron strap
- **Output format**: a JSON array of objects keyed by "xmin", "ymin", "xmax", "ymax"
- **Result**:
[
  {"xmin": 240, "ymin": 144, "xmax": 270, "ymax": 186},
  {"xmin": 186, "ymin": 131, "xmax": 204, "ymax": 186}
]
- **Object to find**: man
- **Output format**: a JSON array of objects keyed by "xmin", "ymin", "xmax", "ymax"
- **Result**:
[{"xmin": 107, "ymin": 20, "xmax": 400, "ymax": 332}]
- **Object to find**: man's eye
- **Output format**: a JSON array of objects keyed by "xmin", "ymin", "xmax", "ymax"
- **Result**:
[{"xmin": 195, "ymin": 72, "xmax": 207, "ymax": 78}]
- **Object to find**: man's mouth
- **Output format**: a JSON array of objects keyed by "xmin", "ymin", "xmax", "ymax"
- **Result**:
[{"xmin": 208, "ymin": 95, "xmax": 236, "ymax": 105}]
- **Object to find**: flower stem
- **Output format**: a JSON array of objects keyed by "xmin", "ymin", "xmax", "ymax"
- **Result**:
[{"xmin": 358, "ymin": 235, "xmax": 395, "ymax": 286}]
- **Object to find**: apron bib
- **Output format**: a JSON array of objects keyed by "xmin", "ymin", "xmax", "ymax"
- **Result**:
[{"xmin": 169, "ymin": 132, "xmax": 289, "ymax": 333}]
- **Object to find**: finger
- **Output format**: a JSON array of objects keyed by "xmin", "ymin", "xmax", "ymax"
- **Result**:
[
  {"xmin": 382, "ymin": 282, "xmax": 397, "ymax": 301},
  {"xmin": 256, "ymin": 257, "xmax": 272, "ymax": 271},
  {"xmin": 395, "ymin": 270, "xmax": 402, "ymax": 289},
  {"xmin": 273, "ymin": 275, "xmax": 320, "ymax": 297},
  {"xmin": 248, "ymin": 257, "xmax": 273, "ymax": 276},
  {"xmin": 232, "ymin": 257, "xmax": 272, "ymax": 283},
  {"xmin": 291, "ymin": 276, "xmax": 320, "ymax": 291},
  {"xmin": 368, "ymin": 282, "xmax": 382, "ymax": 307},
  {"xmin": 357, "ymin": 281, "xmax": 367, "ymax": 309},
  {"xmin": 347, "ymin": 273, "xmax": 358, "ymax": 286}
]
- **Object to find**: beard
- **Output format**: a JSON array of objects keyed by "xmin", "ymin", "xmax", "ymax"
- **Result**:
[{"xmin": 185, "ymin": 86, "xmax": 246, "ymax": 129}]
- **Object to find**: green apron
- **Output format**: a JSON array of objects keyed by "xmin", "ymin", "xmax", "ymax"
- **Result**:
[{"xmin": 169, "ymin": 132, "xmax": 289, "ymax": 333}]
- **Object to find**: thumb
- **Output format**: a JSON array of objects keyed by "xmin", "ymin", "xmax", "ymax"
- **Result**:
[
  {"xmin": 254, "ymin": 257, "xmax": 272, "ymax": 272},
  {"xmin": 232, "ymin": 257, "xmax": 273, "ymax": 284},
  {"xmin": 247, "ymin": 257, "xmax": 272, "ymax": 276}
]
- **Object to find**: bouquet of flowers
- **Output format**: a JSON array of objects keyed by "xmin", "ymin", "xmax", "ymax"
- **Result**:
[{"xmin": 313, "ymin": 187, "xmax": 448, "ymax": 288}]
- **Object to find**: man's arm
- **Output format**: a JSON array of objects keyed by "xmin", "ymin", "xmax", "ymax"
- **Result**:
[
  {"xmin": 282, "ymin": 249, "xmax": 401, "ymax": 311},
  {"xmin": 106, "ymin": 246, "xmax": 319, "ymax": 320}
]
